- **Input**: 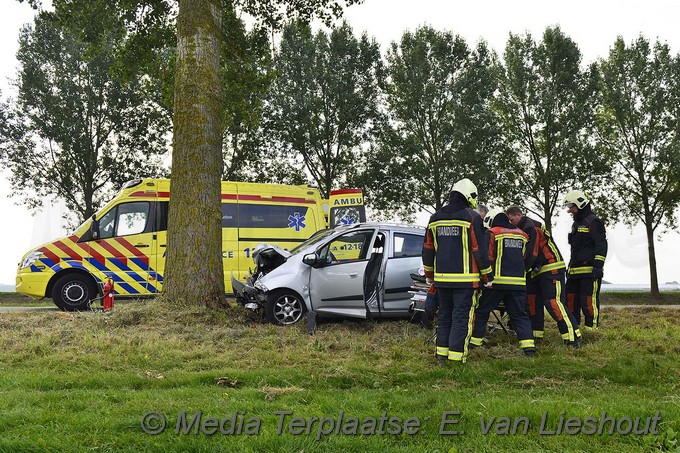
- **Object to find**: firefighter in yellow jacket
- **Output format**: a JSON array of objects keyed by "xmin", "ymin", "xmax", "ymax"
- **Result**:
[
  {"xmin": 564, "ymin": 190, "xmax": 608, "ymax": 329},
  {"xmin": 506, "ymin": 205, "xmax": 582, "ymax": 347},
  {"xmin": 422, "ymin": 178, "xmax": 493, "ymax": 364},
  {"xmin": 471, "ymin": 209, "xmax": 536, "ymax": 356}
]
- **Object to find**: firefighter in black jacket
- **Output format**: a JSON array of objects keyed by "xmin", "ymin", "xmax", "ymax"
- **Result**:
[
  {"xmin": 471, "ymin": 209, "xmax": 536, "ymax": 355},
  {"xmin": 506, "ymin": 206, "xmax": 581, "ymax": 347},
  {"xmin": 422, "ymin": 178, "xmax": 493, "ymax": 364},
  {"xmin": 564, "ymin": 190, "xmax": 608, "ymax": 329}
]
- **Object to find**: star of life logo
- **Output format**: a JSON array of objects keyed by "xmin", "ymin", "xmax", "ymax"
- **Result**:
[
  {"xmin": 339, "ymin": 215, "xmax": 356, "ymax": 225},
  {"xmin": 288, "ymin": 212, "xmax": 306, "ymax": 231}
]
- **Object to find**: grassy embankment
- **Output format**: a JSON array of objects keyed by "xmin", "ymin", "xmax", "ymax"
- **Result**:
[
  {"xmin": 2, "ymin": 291, "xmax": 679, "ymax": 307},
  {"xmin": 0, "ymin": 292, "xmax": 53, "ymax": 307},
  {"xmin": 0, "ymin": 297, "xmax": 678, "ymax": 452}
]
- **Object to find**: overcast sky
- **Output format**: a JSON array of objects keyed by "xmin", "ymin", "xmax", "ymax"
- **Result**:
[{"xmin": 1, "ymin": 0, "xmax": 679, "ymax": 286}]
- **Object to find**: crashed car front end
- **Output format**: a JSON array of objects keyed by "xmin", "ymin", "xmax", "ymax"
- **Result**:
[
  {"xmin": 232, "ymin": 243, "xmax": 292, "ymax": 310},
  {"xmin": 231, "ymin": 272, "xmax": 268, "ymax": 310}
]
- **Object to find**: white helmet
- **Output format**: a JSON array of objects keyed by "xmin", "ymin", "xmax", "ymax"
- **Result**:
[
  {"xmin": 483, "ymin": 207, "xmax": 503, "ymax": 229},
  {"xmin": 564, "ymin": 189, "xmax": 589, "ymax": 209},
  {"xmin": 452, "ymin": 178, "xmax": 478, "ymax": 208}
]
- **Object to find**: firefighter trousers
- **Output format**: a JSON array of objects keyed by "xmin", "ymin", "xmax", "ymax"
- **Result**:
[
  {"xmin": 435, "ymin": 287, "xmax": 479, "ymax": 363},
  {"xmin": 527, "ymin": 272, "xmax": 581, "ymax": 342},
  {"xmin": 565, "ymin": 276, "xmax": 602, "ymax": 328},
  {"xmin": 471, "ymin": 289, "xmax": 535, "ymax": 351}
]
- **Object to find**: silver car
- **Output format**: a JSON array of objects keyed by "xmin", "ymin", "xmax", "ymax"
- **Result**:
[{"xmin": 232, "ymin": 222, "xmax": 425, "ymax": 326}]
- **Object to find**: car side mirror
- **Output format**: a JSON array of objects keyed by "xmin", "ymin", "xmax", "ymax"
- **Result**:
[
  {"xmin": 302, "ymin": 253, "xmax": 318, "ymax": 267},
  {"xmin": 90, "ymin": 214, "xmax": 99, "ymax": 240}
]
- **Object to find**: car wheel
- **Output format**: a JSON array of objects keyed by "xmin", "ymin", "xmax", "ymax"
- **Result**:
[
  {"xmin": 265, "ymin": 290, "xmax": 306, "ymax": 326},
  {"xmin": 52, "ymin": 273, "xmax": 98, "ymax": 311}
]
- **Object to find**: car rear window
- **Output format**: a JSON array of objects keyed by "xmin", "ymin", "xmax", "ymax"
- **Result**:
[{"xmin": 393, "ymin": 232, "xmax": 423, "ymax": 257}]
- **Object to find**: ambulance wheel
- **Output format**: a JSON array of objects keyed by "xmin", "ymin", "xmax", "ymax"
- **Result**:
[
  {"xmin": 265, "ymin": 290, "xmax": 306, "ymax": 326},
  {"xmin": 52, "ymin": 274, "xmax": 97, "ymax": 311}
]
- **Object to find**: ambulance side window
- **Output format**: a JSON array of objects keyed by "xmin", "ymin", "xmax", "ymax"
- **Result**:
[
  {"xmin": 98, "ymin": 209, "xmax": 117, "ymax": 239},
  {"xmin": 156, "ymin": 202, "xmax": 169, "ymax": 231},
  {"xmin": 238, "ymin": 204, "xmax": 310, "ymax": 228},
  {"xmin": 98, "ymin": 202, "xmax": 150, "ymax": 238},
  {"xmin": 221, "ymin": 204, "xmax": 238, "ymax": 227}
]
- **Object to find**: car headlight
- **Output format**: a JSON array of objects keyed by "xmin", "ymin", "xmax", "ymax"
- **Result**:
[
  {"xmin": 253, "ymin": 279, "xmax": 268, "ymax": 292},
  {"xmin": 20, "ymin": 251, "xmax": 43, "ymax": 269}
]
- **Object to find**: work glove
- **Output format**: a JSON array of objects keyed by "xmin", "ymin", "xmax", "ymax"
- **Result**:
[
  {"xmin": 592, "ymin": 267, "xmax": 604, "ymax": 280},
  {"xmin": 424, "ymin": 291, "xmax": 438, "ymax": 318},
  {"xmin": 426, "ymin": 278, "xmax": 434, "ymax": 285},
  {"xmin": 483, "ymin": 280, "xmax": 493, "ymax": 289}
]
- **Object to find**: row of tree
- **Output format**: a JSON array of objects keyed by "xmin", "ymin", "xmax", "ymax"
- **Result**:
[{"xmin": 2, "ymin": 0, "xmax": 679, "ymax": 298}]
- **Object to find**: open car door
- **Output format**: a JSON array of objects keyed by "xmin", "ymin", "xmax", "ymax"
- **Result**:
[
  {"xmin": 309, "ymin": 229, "xmax": 375, "ymax": 318},
  {"xmin": 363, "ymin": 232, "xmax": 386, "ymax": 319}
]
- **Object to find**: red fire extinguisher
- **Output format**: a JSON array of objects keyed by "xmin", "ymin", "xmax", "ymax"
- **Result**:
[{"xmin": 103, "ymin": 278, "xmax": 114, "ymax": 311}]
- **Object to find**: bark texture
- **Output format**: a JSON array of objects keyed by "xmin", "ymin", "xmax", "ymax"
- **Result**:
[{"xmin": 164, "ymin": 0, "xmax": 227, "ymax": 309}]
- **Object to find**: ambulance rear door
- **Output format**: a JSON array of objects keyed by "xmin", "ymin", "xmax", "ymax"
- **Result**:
[{"xmin": 149, "ymin": 199, "xmax": 168, "ymax": 294}]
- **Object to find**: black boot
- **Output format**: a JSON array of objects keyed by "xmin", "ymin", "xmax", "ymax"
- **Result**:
[{"xmin": 564, "ymin": 338, "xmax": 581, "ymax": 349}]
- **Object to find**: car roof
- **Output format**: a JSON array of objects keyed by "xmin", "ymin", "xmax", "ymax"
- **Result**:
[{"xmin": 334, "ymin": 222, "xmax": 425, "ymax": 234}]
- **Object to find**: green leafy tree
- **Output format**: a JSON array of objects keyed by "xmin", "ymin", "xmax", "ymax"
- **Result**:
[
  {"xmin": 264, "ymin": 21, "xmax": 383, "ymax": 197},
  {"xmin": 0, "ymin": 8, "xmax": 170, "ymax": 225},
  {"xmin": 596, "ymin": 36, "xmax": 680, "ymax": 297},
  {"xmin": 358, "ymin": 26, "xmax": 505, "ymax": 219},
  {"xmin": 220, "ymin": 6, "xmax": 274, "ymax": 180},
  {"xmin": 16, "ymin": 0, "xmax": 363, "ymax": 309},
  {"xmin": 493, "ymin": 26, "xmax": 604, "ymax": 230},
  {"xmin": 25, "ymin": 0, "xmax": 177, "ymax": 114}
]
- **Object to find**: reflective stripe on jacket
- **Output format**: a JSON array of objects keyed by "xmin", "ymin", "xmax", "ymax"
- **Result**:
[
  {"xmin": 567, "ymin": 207, "xmax": 607, "ymax": 278},
  {"xmin": 422, "ymin": 206, "xmax": 492, "ymax": 288},
  {"xmin": 518, "ymin": 216, "xmax": 566, "ymax": 278},
  {"xmin": 488, "ymin": 226, "xmax": 528, "ymax": 289}
]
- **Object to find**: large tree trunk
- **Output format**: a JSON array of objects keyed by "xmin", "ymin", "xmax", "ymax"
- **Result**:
[
  {"xmin": 163, "ymin": 0, "xmax": 227, "ymax": 309},
  {"xmin": 644, "ymin": 215, "xmax": 661, "ymax": 299}
]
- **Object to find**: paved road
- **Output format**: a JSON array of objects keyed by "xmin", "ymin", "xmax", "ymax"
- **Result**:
[{"xmin": 0, "ymin": 306, "xmax": 58, "ymax": 313}]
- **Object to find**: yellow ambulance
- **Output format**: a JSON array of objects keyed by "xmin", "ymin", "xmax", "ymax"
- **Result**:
[{"xmin": 15, "ymin": 179, "xmax": 365, "ymax": 310}]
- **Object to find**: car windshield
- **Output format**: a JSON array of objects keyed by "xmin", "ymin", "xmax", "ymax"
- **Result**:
[{"xmin": 289, "ymin": 228, "xmax": 336, "ymax": 255}]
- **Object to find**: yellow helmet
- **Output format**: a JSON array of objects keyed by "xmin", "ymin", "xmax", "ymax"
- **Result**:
[
  {"xmin": 483, "ymin": 207, "xmax": 503, "ymax": 229},
  {"xmin": 563, "ymin": 189, "xmax": 589, "ymax": 209},
  {"xmin": 452, "ymin": 178, "xmax": 478, "ymax": 208}
]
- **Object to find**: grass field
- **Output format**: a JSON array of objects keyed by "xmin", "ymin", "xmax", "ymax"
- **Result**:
[
  {"xmin": 0, "ymin": 297, "xmax": 678, "ymax": 452},
  {"xmin": 2, "ymin": 291, "xmax": 679, "ymax": 307},
  {"xmin": 0, "ymin": 292, "xmax": 53, "ymax": 307}
]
